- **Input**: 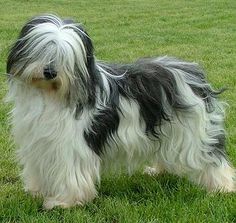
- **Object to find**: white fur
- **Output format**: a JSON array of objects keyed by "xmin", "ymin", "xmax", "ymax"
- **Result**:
[
  {"xmin": 7, "ymin": 81, "xmax": 100, "ymax": 209},
  {"xmin": 102, "ymin": 97, "xmax": 154, "ymax": 174}
]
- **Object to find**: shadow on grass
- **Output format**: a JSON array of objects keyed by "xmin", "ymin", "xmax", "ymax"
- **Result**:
[{"xmin": 98, "ymin": 172, "xmax": 206, "ymax": 205}]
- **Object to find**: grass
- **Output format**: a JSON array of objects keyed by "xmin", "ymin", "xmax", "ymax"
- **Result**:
[{"xmin": 0, "ymin": 0, "xmax": 236, "ymax": 222}]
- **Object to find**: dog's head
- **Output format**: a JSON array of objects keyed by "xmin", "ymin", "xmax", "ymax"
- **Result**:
[{"xmin": 7, "ymin": 14, "xmax": 99, "ymax": 105}]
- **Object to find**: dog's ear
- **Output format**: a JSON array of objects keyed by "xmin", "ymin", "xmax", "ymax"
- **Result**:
[
  {"xmin": 62, "ymin": 19, "xmax": 103, "ymax": 107},
  {"xmin": 62, "ymin": 19, "xmax": 96, "ymax": 76}
]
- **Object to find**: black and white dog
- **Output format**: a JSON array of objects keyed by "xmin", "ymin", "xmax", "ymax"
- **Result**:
[{"xmin": 6, "ymin": 14, "xmax": 235, "ymax": 209}]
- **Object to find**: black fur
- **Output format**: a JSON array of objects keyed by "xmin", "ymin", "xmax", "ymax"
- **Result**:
[
  {"xmin": 84, "ymin": 106, "xmax": 120, "ymax": 156},
  {"xmin": 163, "ymin": 58, "xmax": 225, "ymax": 112},
  {"xmin": 83, "ymin": 58, "xmax": 226, "ymax": 156},
  {"xmin": 84, "ymin": 56, "xmax": 227, "ymax": 158}
]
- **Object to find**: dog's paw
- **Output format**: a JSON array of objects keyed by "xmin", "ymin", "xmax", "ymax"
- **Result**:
[
  {"xmin": 43, "ymin": 198, "xmax": 83, "ymax": 210},
  {"xmin": 143, "ymin": 165, "xmax": 165, "ymax": 176},
  {"xmin": 24, "ymin": 186, "xmax": 41, "ymax": 197},
  {"xmin": 143, "ymin": 166, "xmax": 158, "ymax": 176}
]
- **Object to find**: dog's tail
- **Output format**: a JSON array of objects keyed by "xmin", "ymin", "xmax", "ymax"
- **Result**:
[
  {"xmin": 155, "ymin": 56, "xmax": 226, "ymax": 159},
  {"xmin": 155, "ymin": 56, "xmax": 225, "ymax": 113}
]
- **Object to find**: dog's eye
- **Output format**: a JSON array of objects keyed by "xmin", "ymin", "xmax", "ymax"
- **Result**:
[{"xmin": 43, "ymin": 67, "xmax": 57, "ymax": 80}]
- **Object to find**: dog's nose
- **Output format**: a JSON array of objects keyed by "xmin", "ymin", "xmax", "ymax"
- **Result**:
[{"xmin": 43, "ymin": 67, "xmax": 57, "ymax": 80}]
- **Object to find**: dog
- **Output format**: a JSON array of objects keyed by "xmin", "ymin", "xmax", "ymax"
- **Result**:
[{"xmin": 6, "ymin": 14, "xmax": 235, "ymax": 209}]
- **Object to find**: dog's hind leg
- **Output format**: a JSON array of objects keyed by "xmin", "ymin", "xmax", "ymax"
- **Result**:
[
  {"xmin": 151, "ymin": 58, "xmax": 236, "ymax": 192},
  {"xmin": 156, "ymin": 102, "xmax": 236, "ymax": 192},
  {"xmin": 190, "ymin": 159, "xmax": 236, "ymax": 192}
]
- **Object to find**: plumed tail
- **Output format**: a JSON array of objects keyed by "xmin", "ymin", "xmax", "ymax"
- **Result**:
[
  {"xmin": 155, "ymin": 56, "xmax": 225, "ymax": 113},
  {"xmin": 155, "ymin": 56, "xmax": 226, "ymax": 161}
]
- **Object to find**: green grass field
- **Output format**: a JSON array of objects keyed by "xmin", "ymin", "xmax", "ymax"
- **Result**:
[{"xmin": 0, "ymin": 0, "xmax": 236, "ymax": 222}]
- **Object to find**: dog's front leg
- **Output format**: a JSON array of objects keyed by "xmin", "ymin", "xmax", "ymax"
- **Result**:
[
  {"xmin": 41, "ymin": 147, "xmax": 100, "ymax": 209},
  {"xmin": 21, "ymin": 137, "xmax": 101, "ymax": 209}
]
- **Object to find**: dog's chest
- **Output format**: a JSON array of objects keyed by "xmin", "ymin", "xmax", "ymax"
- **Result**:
[{"xmin": 12, "ymin": 90, "xmax": 70, "ymax": 147}]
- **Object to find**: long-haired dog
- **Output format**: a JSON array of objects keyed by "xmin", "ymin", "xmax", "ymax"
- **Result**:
[{"xmin": 6, "ymin": 14, "xmax": 235, "ymax": 209}]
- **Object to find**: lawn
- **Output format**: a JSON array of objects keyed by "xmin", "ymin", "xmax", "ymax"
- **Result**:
[{"xmin": 0, "ymin": 0, "xmax": 236, "ymax": 222}]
